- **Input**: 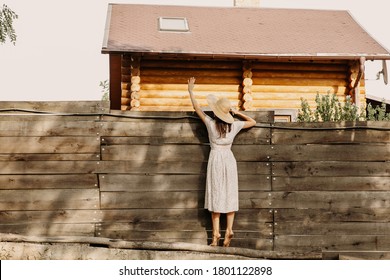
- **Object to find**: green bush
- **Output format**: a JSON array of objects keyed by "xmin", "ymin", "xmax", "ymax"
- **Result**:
[
  {"xmin": 297, "ymin": 93, "xmax": 364, "ymax": 122},
  {"xmin": 297, "ymin": 98, "xmax": 314, "ymax": 122},
  {"xmin": 366, "ymin": 102, "xmax": 390, "ymax": 121},
  {"xmin": 342, "ymin": 95, "xmax": 360, "ymax": 121},
  {"xmin": 100, "ymin": 80, "xmax": 109, "ymax": 101}
]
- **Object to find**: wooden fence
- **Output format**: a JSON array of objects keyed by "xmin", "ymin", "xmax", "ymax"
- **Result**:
[{"xmin": 1, "ymin": 101, "xmax": 390, "ymax": 257}]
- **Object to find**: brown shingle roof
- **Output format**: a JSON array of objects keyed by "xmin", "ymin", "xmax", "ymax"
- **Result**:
[{"xmin": 102, "ymin": 4, "xmax": 390, "ymax": 60}]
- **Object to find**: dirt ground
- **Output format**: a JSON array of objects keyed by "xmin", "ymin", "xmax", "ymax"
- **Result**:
[{"xmin": 0, "ymin": 241, "xmax": 252, "ymax": 260}]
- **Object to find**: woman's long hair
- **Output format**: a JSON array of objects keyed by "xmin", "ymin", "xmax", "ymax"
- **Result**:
[{"xmin": 215, "ymin": 116, "xmax": 232, "ymax": 138}]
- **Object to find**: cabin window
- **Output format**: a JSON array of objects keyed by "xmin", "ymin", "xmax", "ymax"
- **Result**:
[
  {"xmin": 158, "ymin": 17, "xmax": 189, "ymax": 32},
  {"xmin": 273, "ymin": 109, "xmax": 298, "ymax": 122}
]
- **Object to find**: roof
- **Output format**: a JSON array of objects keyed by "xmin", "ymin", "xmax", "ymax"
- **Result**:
[
  {"xmin": 102, "ymin": 4, "xmax": 390, "ymax": 60},
  {"xmin": 366, "ymin": 94, "xmax": 390, "ymax": 105}
]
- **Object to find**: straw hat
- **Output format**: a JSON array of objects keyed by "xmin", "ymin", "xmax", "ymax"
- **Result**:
[{"xmin": 206, "ymin": 94, "xmax": 234, "ymax": 124}]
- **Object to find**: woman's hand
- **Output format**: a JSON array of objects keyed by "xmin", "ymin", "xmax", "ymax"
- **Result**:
[
  {"xmin": 231, "ymin": 108, "xmax": 256, "ymax": 128},
  {"xmin": 187, "ymin": 77, "xmax": 206, "ymax": 123},
  {"xmin": 230, "ymin": 108, "xmax": 238, "ymax": 116},
  {"xmin": 188, "ymin": 77, "xmax": 196, "ymax": 93}
]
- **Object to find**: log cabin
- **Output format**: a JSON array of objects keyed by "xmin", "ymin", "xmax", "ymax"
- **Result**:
[{"xmin": 101, "ymin": 3, "xmax": 390, "ymax": 121}]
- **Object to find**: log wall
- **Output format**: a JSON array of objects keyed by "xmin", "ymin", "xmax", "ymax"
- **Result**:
[
  {"xmin": 119, "ymin": 56, "xmax": 365, "ymax": 113},
  {"xmin": 1, "ymin": 101, "xmax": 389, "ymax": 256}
]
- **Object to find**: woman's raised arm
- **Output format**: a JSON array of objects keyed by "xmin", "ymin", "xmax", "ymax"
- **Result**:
[{"xmin": 188, "ymin": 77, "xmax": 206, "ymax": 123}]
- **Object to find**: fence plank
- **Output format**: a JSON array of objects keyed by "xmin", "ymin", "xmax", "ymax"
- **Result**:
[
  {"xmin": 275, "ymin": 222, "xmax": 390, "ymax": 235},
  {"xmin": 100, "ymin": 174, "xmax": 206, "ymax": 191},
  {"xmin": 0, "ymin": 153, "xmax": 99, "ymax": 161},
  {"xmin": 99, "ymin": 161, "xmax": 270, "ymax": 175},
  {"xmin": 377, "ymin": 236, "xmax": 390, "ymax": 250},
  {"xmin": 102, "ymin": 144, "xmax": 209, "ymax": 162},
  {"xmin": 102, "ymin": 136, "xmax": 208, "ymax": 145},
  {"xmin": 0, "ymin": 189, "xmax": 99, "ymax": 210},
  {"xmin": 0, "ymin": 161, "xmax": 98, "ymax": 174},
  {"xmin": 235, "ymin": 192, "xmax": 272, "ymax": 209},
  {"xmin": 0, "ymin": 136, "xmax": 100, "ymax": 154},
  {"xmin": 272, "ymin": 176, "xmax": 390, "ymax": 191},
  {"xmin": 96, "ymin": 221, "xmax": 272, "ymax": 235},
  {"xmin": 102, "ymin": 144, "xmax": 268, "ymax": 162},
  {"xmin": 101, "ymin": 191, "xmax": 203, "ymax": 209},
  {"xmin": 275, "ymin": 235, "xmax": 379, "ymax": 251},
  {"xmin": 99, "ymin": 209, "xmax": 273, "ymax": 223},
  {"xmin": 99, "ymin": 160, "xmax": 207, "ymax": 174},
  {"xmin": 274, "ymin": 208, "xmax": 390, "ymax": 223},
  {"xmin": 269, "ymin": 191, "xmax": 390, "ymax": 209},
  {"xmin": 100, "ymin": 124, "xmax": 270, "ymax": 145},
  {"xmin": 272, "ymin": 161, "xmax": 390, "ymax": 177},
  {"xmin": 94, "ymin": 230, "xmax": 272, "ymax": 249},
  {"xmin": 99, "ymin": 119, "xmax": 271, "ymax": 141},
  {"xmin": 272, "ymin": 129, "xmax": 390, "ymax": 144},
  {"xmin": 0, "ymin": 174, "xmax": 97, "ymax": 189},
  {"xmin": 100, "ymin": 121, "xmax": 205, "ymax": 138},
  {"xmin": 0, "ymin": 120, "xmax": 101, "ymax": 137},
  {"xmin": 0, "ymin": 210, "xmax": 102, "ymax": 224},
  {"xmin": 99, "ymin": 174, "xmax": 271, "ymax": 192},
  {"xmin": 269, "ymin": 144, "xmax": 390, "ymax": 161},
  {"xmin": 0, "ymin": 223, "xmax": 95, "ymax": 237},
  {"xmin": 95, "ymin": 224, "xmax": 272, "ymax": 249},
  {"xmin": 98, "ymin": 228, "xmax": 208, "ymax": 241},
  {"xmin": 101, "ymin": 191, "xmax": 271, "ymax": 209}
]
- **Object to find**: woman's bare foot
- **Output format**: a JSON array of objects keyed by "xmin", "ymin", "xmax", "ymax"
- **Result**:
[{"xmin": 223, "ymin": 231, "xmax": 234, "ymax": 247}]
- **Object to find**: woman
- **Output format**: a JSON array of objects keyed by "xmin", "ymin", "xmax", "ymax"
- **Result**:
[{"xmin": 187, "ymin": 77, "xmax": 256, "ymax": 247}]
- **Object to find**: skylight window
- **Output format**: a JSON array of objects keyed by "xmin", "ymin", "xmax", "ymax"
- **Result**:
[{"xmin": 158, "ymin": 17, "xmax": 189, "ymax": 32}]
